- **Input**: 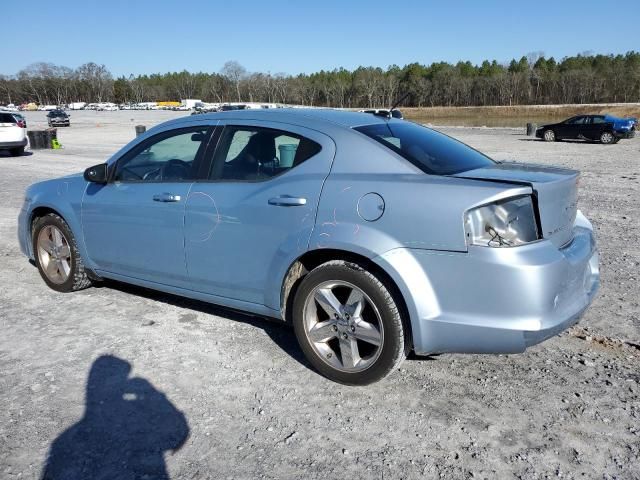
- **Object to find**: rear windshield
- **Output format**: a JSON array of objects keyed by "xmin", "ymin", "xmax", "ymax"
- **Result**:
[
  {"xmin": 0, "ymin": 113, "xmax": 17, "ymax": 123},
  {"xmin": 355, "ymin": 122, "xmax": 495, "ymax": 175}
]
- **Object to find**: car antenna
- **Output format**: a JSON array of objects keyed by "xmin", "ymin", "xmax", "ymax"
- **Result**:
[{"xmin": 388, "ymin": 92, "xmax": 410, "ymax": 118}]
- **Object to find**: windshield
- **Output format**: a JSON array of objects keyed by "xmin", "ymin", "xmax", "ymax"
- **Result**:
[{"xmin": 355, "ymin": 122, "xmax": 495, "ymax": 175}]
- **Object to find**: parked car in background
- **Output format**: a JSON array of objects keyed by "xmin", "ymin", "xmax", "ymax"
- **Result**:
[
  {"xmin": 47, "ymin": 110, "xmax": 70, "ymax": 127},
  {"xmin": 0, "ymin": 111, "xmax": 27, "ymax": 156},
  {"xmin": 38, "ymin": 105, "xmax": 59, "ymax": 111},
  {"xmin": 218, "ymin": 104, "xmax": 247, "ymax": 111},
  {"xmin": 536, "ymin": 114, "xmax": 637, "ymax": 144},
  {"xmin": 18, "ymin": 109, "xmax": 599, "ymax": 385}
]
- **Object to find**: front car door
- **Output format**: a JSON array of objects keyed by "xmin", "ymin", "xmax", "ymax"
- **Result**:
[
  {"xmin": 559, "ymin": 115, "xmax": 587, "ymax": 139},
  {"xmin": 184, "ymin": 121, "xmax": 335, "ymax": 310},
  {"xmin": 82, "ymin": 125, "xmax": 213, "ymax": 287}
]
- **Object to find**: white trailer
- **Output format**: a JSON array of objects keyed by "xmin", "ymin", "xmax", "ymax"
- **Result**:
[
  {"xmin": 68, "ymin": 102, "xmax": 86, "ymax": 110},
  {"xmin": 181, "ymin": 99, "xmax": 202, "ymax": 109}
]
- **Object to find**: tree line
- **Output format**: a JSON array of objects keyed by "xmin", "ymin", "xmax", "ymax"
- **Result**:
[{"xmin": 1, "ymin": 52, "xmax": 639, "ymax": 108}]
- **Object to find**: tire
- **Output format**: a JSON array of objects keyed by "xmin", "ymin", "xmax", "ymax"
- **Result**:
[
  {"xmin": 9, "ymin": 146, "xmax": 24, "ymax": 156},
  {"xmin": 543, "ymin": 129, "xmax": 556, "ymax": 142},
  {"xmin": 600, "ymin": 131, "xmax": 615, "ymax": 144},
  {"xmin": 32, "ymin": 213, "xmax": 92, "ymax": 293},
  {"xmin": 292, "ymin": 260, "xmax": 408, "ymax": 385}
]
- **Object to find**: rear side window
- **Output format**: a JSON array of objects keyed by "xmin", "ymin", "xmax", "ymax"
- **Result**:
[
  {"xmin": 209, "ymin": 126, "xmax": 322, "ymax": 181},
  {"xmin": 355, "ymin": 122, "xmax": 495, "ymax": 175},
  {"xmin": 0, "ymin": 113, "xmax": 17, "ymax": 123}
]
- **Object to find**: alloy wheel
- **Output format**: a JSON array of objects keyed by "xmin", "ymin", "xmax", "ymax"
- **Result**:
[
  {"xmin": 302, "ymin": 280, "xmax": 384, "ymax": 373},
  {"xmin": 37, "ymin": 225, "xmax": 72, "ymax": 284}
]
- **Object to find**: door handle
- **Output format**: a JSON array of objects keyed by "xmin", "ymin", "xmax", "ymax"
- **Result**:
[
  {"xmin": 268, "ymin": 195, "xmax": 307, "ymax": 207},
  {"xmin": 153, "ymin": 193, "xmax": 182, "ymax": 202}
]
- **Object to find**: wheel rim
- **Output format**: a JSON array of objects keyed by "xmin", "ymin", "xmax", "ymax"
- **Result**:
[
  {"xmin": 303, "ymin": 280, "xmax": 384, "ymax": 373},
  {"xmin": 37, "ymin": 225, "xmax": 72, "ymax": 284},
  {"xmin": 602, "ymin": 132, "xmax": 613, "ymax": 143},
  {"xmin": 544, "ymin": 130, "xmax": 554, "ymax": 141}
]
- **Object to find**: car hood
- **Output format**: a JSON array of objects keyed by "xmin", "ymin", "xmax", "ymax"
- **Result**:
[{"xmin": 451, "ymin": 162, "xmax": 579, "ymax": 248}]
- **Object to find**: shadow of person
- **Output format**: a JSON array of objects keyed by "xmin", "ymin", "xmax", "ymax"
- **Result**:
[{"xmin": 41, "ymin": 355, "xmax": 189, "ymax": 480}]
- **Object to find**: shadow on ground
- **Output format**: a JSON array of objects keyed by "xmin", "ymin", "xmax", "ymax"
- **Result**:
[{"xmin": 41, "ymin": 355, "xmax": 189, "ymax": 480}]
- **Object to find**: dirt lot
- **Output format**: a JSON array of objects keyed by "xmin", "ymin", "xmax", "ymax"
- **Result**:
[{"xmin": 1, "ymin": 111, "xmax": 639, "ymax": 479}]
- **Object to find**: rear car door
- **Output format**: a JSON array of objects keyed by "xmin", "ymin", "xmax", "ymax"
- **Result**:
[
  {"xmin": 184, "ymin": 121, "xmax": 335, "ymax": 308},
  {"xmin": 82, "ymin": 125, "xmax": 213, "ymax": 287},
  {"xmin": 587, "ymin": 115, "xmax": 607, "ymax": 140}
]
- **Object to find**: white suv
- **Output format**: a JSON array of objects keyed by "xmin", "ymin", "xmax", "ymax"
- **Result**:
[{"xmin": 0, "ymin": 111, "xmax": 27, "ymax": 156}]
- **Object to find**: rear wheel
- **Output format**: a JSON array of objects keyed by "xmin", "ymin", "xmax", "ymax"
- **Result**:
[
  {"xmin": 9, "ymin": 146, "xmax": 24, "ymax": 156},
  {"xmin": 543, "ymin": 129, "xmax": 556, "ymax": 142},
  {"xmin": 32, "ymin": 213, "xmax": 92, "ymax": 292},
  {"xmin": 600, "ymin": 131, "xmax": 615, "ymax": 144},
  {"xmin": 292, "ymin": 261, "xmax": 408, "ymax": 385}
]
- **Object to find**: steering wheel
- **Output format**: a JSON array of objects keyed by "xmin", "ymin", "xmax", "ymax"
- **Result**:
[{"xmin": 160, "ymin": 159, "xmax": 191, "ymax": 181}]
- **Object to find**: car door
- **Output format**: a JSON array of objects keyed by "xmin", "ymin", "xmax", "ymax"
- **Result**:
[
  {"xmin": 587, "ymin": 115, "xmax": 607, "ymax": 140},
  {"xmin": 184, "ymin": 121, "xmax": 335, "ymax": 308},
  {"xmin": 562, "ymin": 115, "xmax": 587, "ymax": 139},
  {"xmin": 82, "ymin": 125, "xmax": 214, "ymax": 287}
]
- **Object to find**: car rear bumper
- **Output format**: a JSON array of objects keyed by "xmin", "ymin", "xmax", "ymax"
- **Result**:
[
  {"xmin": 377, "ymin": 211, "xmax": 599, "ymax": 355},
  {"xmin": 0, "ymin": 139, "xmax": 28, "ymax": 148}
]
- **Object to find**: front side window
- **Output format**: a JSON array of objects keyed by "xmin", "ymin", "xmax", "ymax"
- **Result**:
[
  {"xmin": 591, "ymin": 116, "xmax": 606, "ymax": 124},
  {"xmin": 114, "ymin": 127, "xmax": 209, "ymax": 182},
  {"xmin": 210, "ymin": 126, "xmax": 321, "ymax": 181},
  {"xmin": 567, "ymin": 116, "xmax": 586, "ymax": 125},
  {"xmin": 355, "ymin": 122, "xmax": 495, "ymax": 175}
]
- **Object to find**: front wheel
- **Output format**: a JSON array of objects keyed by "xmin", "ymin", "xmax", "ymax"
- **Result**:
[
  {"xmin": 292, "ymin": 261, "xmax": 408, "ymax": 385},
  {"xmin": 600, "ymin": 131, "xmax": 615, "ymax": 144},
  {"xmin": 543, "ymin": 129, "xmax": 556, "ymax": 142},
  {"xmin": 32, "ymin": 213, "xmax": 92, "ymax": 292}
]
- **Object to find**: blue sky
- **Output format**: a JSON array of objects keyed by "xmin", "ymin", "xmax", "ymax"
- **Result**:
[{"xmin": 3, "ymin": 0, "xmax": 638, "ymax": 76}]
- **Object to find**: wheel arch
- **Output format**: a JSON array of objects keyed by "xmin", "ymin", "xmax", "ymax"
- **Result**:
[
  {"xmin": 26, "ymin": 201, "xmax": 95, "ymax": 270},
  {"xmin": 280, "ymin": 248, "xmax": 414, "ymax": 349}
]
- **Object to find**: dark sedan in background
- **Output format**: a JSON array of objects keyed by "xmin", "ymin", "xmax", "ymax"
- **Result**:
[
  {"xmin": 47, "ymin": 110, "xmax": 70, "ymax": 127},
  {"xmin": 536, "ymin": 114, "xmax": 637, "ymax": 144}
]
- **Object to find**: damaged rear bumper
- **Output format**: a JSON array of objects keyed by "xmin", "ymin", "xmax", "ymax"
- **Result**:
[{"xmin": 377, "ymin": 211, "xmax": 599, "ymax": 355}]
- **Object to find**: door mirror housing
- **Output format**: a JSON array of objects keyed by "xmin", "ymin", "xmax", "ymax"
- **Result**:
[{"xmin": 84, "ymin": 163, "xmax": 108, "ymax": 184}]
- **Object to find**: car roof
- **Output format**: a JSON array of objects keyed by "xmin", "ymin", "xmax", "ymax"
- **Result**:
[{"xmin": 176, "ymin": 108, "xmax": 396, "ymax": 130}]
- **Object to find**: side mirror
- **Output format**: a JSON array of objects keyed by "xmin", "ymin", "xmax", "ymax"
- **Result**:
[{"xmin": 84, "ymin": 163, "xmax": 108, "ymax": 184}]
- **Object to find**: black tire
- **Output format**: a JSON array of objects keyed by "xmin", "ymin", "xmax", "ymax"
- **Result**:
[
  {"xmin": 600, "ymin": 131, "xmax": 615, "ymax": 144},
  {"xmin": 292, "ymin": 260, "xmax": 408, "ymax": 385},
  {"xmin": 32, "ymin": 213, "xmax": 92, "ymax": 293},
  {"xmin": 542, "ymin": 129, "xmax": 556, "ymax": 142},
  {"xmin": 9, "ymin": 146, "xmax": 24, "ymax": 156}
]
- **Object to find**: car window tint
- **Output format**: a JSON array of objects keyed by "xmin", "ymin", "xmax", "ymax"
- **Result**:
[
  {"xmin": 355, "ymin": 122, "xmax": 495, "ymax": 175},
  {"xmin": 210, "ymin": 126, "xmax": 321, "ymax": 181},
  {"xmin": 0, "ymin": 113, "xmax": 16, "ymax": 123},
  {"xmin": 591, "ymin": 116, "xmax": 606, "ymax": 124},
  {"xmin": 569, "ymin": 116, "xmax": 586, "ymax": 125},
  {"xmin": 114, "ymin": 128, "xmax": 209, "ymax": 182}
]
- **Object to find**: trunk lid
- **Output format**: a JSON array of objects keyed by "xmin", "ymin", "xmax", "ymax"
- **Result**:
[{"xmin": 452, "ymin": 162, "xmax": 579, "ymax": 248}]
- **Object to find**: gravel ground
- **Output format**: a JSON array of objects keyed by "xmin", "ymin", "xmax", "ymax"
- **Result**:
[{"xmin": 1, "ymin": 111, "xmax": 639, "ymax": 479}]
